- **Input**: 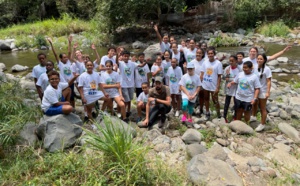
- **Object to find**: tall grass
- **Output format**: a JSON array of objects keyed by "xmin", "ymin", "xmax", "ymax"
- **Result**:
[
  {"xmin": 257, "ymin": 20, "xmax": 290, "ymax": 37},
  {"xmin": 209, "ymin": 35, "xmax": 240, "ymax": 47}
]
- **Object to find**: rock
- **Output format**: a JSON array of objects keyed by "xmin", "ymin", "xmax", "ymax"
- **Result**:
[
  {"xmin": 25, "ymin": 72, "xmax": 34, "ymax": 81},
  {"xmin": 18, "ymin": 122, "xmax": 38, "ymax": 147},
  {"xmin": 0, "ymin": 71, "xmax": 7, "ymax": 82},
  {"xmin": 40, "ymin": 46, "xmax": 47, "ymax": 50},
  {"xmin": 278, "ymin": 123, "xmax": 300, "ymax": 143},
  {"xmin": 187, "ymin": 154, "xmax": 243, "ymax": 186},
  {"xmin": 291, "ymin": 110, "xmax": 300, "ymax": 119},
  {"xmin": 5, "ymin": 73, "xmax": 19, "ymax": 81},
  {"xmin": 277, "ymin": 73, "xmax": 288, "ymax": 77},
  {"xmin": 209, "ymin": 21, "xmax": 217, "ymax": 25},
  {"xmin": 288, "ymin": 33, "xmax": 296, "ymax": 38},
  {"xmin": 170, "ymin": 137, "xmax": 186, "ymax": 153},
  {"xmin": 154, "ymin": 143, "xmax": 170, "ymax": 152},
  {"xmin": 204, "ymin": 143, "xmax": 228, "ymax": 161},
  {"xmin": 152, "ymin": 135, "xmax": 171, "ymax": 145},
  {"xmin": 142, "ymin": 128, "xmax": 162, "ymax": 141},
  {"xmin": 247, "ymin": 157, "xmax": 266, "ymax": 167},
  {"xmin": 212, "ymin": 118, "xmax": 226, "ymax": 126},
  {"xmin": 0, "ymin": 63, "xmax": 7, "ymax": 71},
  {"xmin": 216, "ymin": 138, "xmax": 229, "ymax": 146},
  {"xmin": 182, "ymin": 129, "xmax": 203, "ymax": 144},
  {"xmin": 11, "ymin": 64, "xmax": 29, "ymax": 72},
  {"xmin": 279, "ymin": 109, "xmax": 289, "ymax": 120},
  {"xmin": 99, "ymin": 116, "xmax": 137, "ymax": 137},
  {"xmin": 282, "ymin": 68, "xmax": 290, "ymax": 73},
  {"xmin": 186, "ymin": 144, "xmax": 207, "ymax": 158},
  {"xmin": 143, "ymin": 43, "xmax": 161, "ymax": 63},
  {"xmin": 266, "ymin": 149, "xmax": 300, "ymax": 172},
  {"xmin": 291, "ymin": 173, "xmax": 300, "ymax": 184},
  {"xmin": 20, "ymin": 78, "xmax": 36, "ymax": 90},
  {"xmin": 274, "ymin": 142, "xmax": 291, "ymax": 152},
  {"xmin": 228, "ymin": 120, "xmax": 254, "ymax": 135},
  {"xmin": 36, "ymin": 114, "xmax": 83, "ymax": 152},
  {"xmin": 267, "ymin": 60, "xmax": 279, "ymax": 66},
  {"xmin": 272, "ymin": 68, "xmax": 282, "ymax": 73},
  {"xmin": 277, "ymin": 57, "xmax": 288, "ymax": 63},
  {"xmin": 236, "ymin": 28, "xmax": 246, "ymax": 35},
  {"xmin": 132, "ymin": 41, "xmax": 147, "ymax": 49},
  {"xmin": 0, "ymin": 39, "xmax": 12, "ymax": 50},
  {"xmin": 289, "ymin": 97, "xmax": 300, "ymax": 113},
  {"xmin": 266, "ymin": 137, "xmax": 275, "ymax": 144},
  {"xmin": 205, "ymin": 121, "xmax": 216, "ymax": 128}
]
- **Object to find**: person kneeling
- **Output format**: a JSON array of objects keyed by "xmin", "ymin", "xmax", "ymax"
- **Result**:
[{"xmin": 41, "ymin": 71, "xmax": 78, "ymax": 116}]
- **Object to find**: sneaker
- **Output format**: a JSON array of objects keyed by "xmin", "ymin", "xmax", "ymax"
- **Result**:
[
  {"xmin": 205, "ymin": 112, "xmax": 210, "ymax": 121},
  {"xmin": 181, "ymin": 114, "xmax": 187, "ymax": 122},
  {"xmin": 250, "ymin": 116, "xmax": 257, "ymax": 122},
  {"xmin": 255, "ymin": 124, "xmax": 265, "ymax": 132},
  {"xmin": 175, "ymin": 110, "xmax": 180, "ymax": 117},
  {"xmin": 92, "ymin": 112, "xmax": 97, "ymax": 119},
  {"xmin": 136, "ymin": 117, "xmax": 142, "ymax": 123},
  {"xmin": 126, "ymin": 112, "xmax": 131, "ymax": 118},
  {"xmin": 158, "ymin": 120, "xmax": 165, "ymax": 128},
  {"xmin": 199, "ymin": 109, "xmax": 204, "ymax": 116},
  {"xmin": 117, "ymin": 113, "xmax": 121, "ymax": 118},
  {"xmin": 83, "ymin": 116, "xmax": 89, "ymax": 123}
]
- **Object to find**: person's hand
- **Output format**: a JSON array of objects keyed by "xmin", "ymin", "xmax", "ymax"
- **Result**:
[
  {"xmin": 68, "ymin": 35, "xmax": 73, "ymax": 42},
  {"xmin": 214, "ymin": 88, "xmax": 219, "ymax": 95},
  {"xmin": 142, "ymin": 119, "xmax": 149, "ymax": 126},
  {"xmin": 148, "ymin": 97, "xmax": 155, "ymax": 102},
  {"xmin": 183, "ymin": 62, "xmax": 187, "ymax": 69},
  {"xmin": 82, "ymin": 98, "xmax": 87, "ymax": 105},
  {"xmin": 251, "ymin": 99, "xmax": 256, "ymax": 105},
  {"xmin": 74, "ymin": 74, "xmax": 80, "ymax": 78},
  {"xmin": 91, "ymin": 43, "xmax": 96, "ymax": 50},
  {"xmin": 265, "ymin": 92, "xmax": 270, "ymax": 99},
  {"xmin": 154, "ymin": 25, "xmax": 158, "ymax": 31},
  {"xmin": 120, "ymin": 95, "xmax": 125, "ymax": 102},
  {"xmin": 104, "ymin": 92, "xmax": 109, "ymax": 98},
  {"xmin": 64, "ymin": 101, "xmax": 71, "ymax": 105},
  {"xmin": 180, "ymin": 48, "xmax": 184, "ymax": 52},
  {"xmin": 73, "ymin": 43, "xmax": 78, "ymax": 49},
  {"xmin": 158, "ymin": 66, "xmax": 163, "ymax": 72},
  {"xmin": 227, "ymin": 83, "xmax": 232, "ymax": 89},
  {"xmin": 47, "ymin": 38, "xmax": 52, "ymax": 43},
  {"xmin": 146, "ymin": 58, "xmax": 151, "ymax": 62},
  {"xmin": 283, "ymin": 45, "xmax": 292, "ymax": 52},
  {"xmin": 116, "ymin": 83, "xmax": 121, "ymax": 89}
]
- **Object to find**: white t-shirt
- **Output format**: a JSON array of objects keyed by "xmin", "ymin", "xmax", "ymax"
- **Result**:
[
  {"xmin": 32, "ymin": 65, "xmax": 46, "ymax": 79},
  {"xmin": 184, "ymin": 48, "xmax": 197, "ymax": 63},
  {"xmin": 223, "ymin": 66, "xmax": 241, "ymax": 96},
  {"xmin": 58, "ymin": 60, "xmax": 74, "ymax": 82},
  {"xmin": 253, "ymin": 66, "xmax": 272, "ymax": 93},
  {"xmin": 41, "ymin": 82, "xmax": 69, "ymax": 112},
  {"xmin": 179, "ymin": 73, "xmax": 201, "ymax": 103},
  {"xmin": 36, "ymin": 73, "xmax": 49, "ymax": 92},
  {"xmin": 234, "ymin": 72, "xmax": 261, "ymax": 102},
  {"xmin": 100, "ymin": 71, "xmax": 121, "ymax": 98},
  {"xmin": 78, "ymin": 71, "xmax": 104, "ymax": 104},
  {"xmin": 100, "ymin": 55, "xmax": 116, "ymax": 68},
  {"xmin": 178, "ymin": 45, "xmax": 186, "ymax": 52},
  {"xmin": 119, "ymin": 61, "xmax": 138, "ymax": 88},
  {"xmin": 137, "ymin": 92, "xmax": 148, "ymax": 104},
  {"xmin": 172, "ymin": 52, "xmax": 181, "ymax": 62},
  {"xmin": 160, "ymin": 42, "xmax": 170, "ymax": 53},
  {"xmin": 135, "ymin": 61, "xmax": 150, "ymax": 88},
  {"xmin": 200, "ymin": 60, "xmax": 223, "ymax": 91},
  {"xmin": 151, "ymin": 64, "xmax": 165, "ymax": 79},
  {"xmin": 73, "ymin": 61, "xmax": 86, "ymax": 75},
  {"xmin": 167, "ymin": 66, "xmax": 183, "ymax": 94},
  {"xmin": 243, "ymin": 56, "xmax": 270, "ymax": 69},
  {"xmin": 162, "ymin": 60, "xmax": 171, "ymax": 76},
  {"xmin": 93, "ymin": 60, "xmax": 99, "ymax": 72},
  {"xmin": 191, "ymin": 58, "xmax": 205, "ymax": 75}
]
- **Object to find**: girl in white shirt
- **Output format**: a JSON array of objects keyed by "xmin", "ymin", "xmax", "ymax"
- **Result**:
[
  {"xmin": 252, "ymin": 54, "xmax": 272, "ymax": 132},
  {"xmin": 163, "ymin": 51, "xmax": 172, "ymax": 80},
  {"xmin": 183, "ymin": 39, "xmax": 197, "ymax": 63},
  {"xmin": 154, "ymin": 25, "xmax": 170, "ymax": 53}
]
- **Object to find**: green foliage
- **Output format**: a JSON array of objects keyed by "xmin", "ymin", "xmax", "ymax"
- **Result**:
[
  {"xmin": 209, "ymin": 35, "xmax": 240, "ymax": 47},
  {"xmin": 257, "ymin": 21, "xmax": 290, "ymax": 37},
  {"xmin": 199, "ymin": 128, "xmax": 215, "ymax": 148},
  {"xmin": 0, "ymin": 81, "xmax": 42, "ymax": 146},
  {"xmin": 35, "ymin": 35, "xmax": 48, "ymax": 48}
]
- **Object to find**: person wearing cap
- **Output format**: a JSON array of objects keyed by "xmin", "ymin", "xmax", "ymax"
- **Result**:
[
  {"xmin": 138, "ymin": 76, "xmax": 171, "ymax": 129},
  {"xmin": 179, "ymin": 62, "xmax": 201, "ymax": 124}
]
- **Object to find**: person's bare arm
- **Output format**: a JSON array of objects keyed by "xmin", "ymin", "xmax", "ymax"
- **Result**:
[
  {"xmin": 150, "ymin": 96, "xmax": 171, "ymax": 106},
  {"xmin": 78, "ymin": 86, "xmax": 86, "ymax": 105},
  {"xmin": 154, "ymin": 25, "xmax": 162, "ymax": 43},
  {"xmin": 214, "ymin": 74, "xmax": 222, "ymax": 95},
  {"xmin": 200, "ymin": 72, "xmax": 204, "ymax": 82},
  {"xmin": 67, "ymin": 35, "xmax": 72, "ymax": 59},
  {"xmin": 251, "ymin": 88, "xmax": 260, "ymax": 105},
  {"xmin": 47, "ymin": 38, "xmax": 59, "ymax": 64},
  {"xmin": 267, "ymin": 45, "xmax": 291, "ymax": 61},
  {"xmin": 68, "ymin": 74, "xmax": 79, "ymax": 87},
  {"xmin": 70, "ymin": 43, "xmax": 78, "ymax": 62},
  {"xmin": 266, "ymin": 78, "xmax": 271, "ymax": 99},
  {"xmin": 91, "ymin": 44, "xmax": 100, "ymax": 64}
]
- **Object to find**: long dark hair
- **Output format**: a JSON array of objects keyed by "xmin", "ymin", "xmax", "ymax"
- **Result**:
[{"xmin": 257, "ymin": 53, "xmax": 267, "ymax": 79}]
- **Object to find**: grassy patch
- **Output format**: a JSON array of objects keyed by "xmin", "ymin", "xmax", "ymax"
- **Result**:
[
  {"xmin": 199, "ymin": 128, "xmax": 215, "ymax": 148},
  {"xmin": 257, "ymin": 20, "xmax": 290, "ymax": 37},
  {"xmin": 209, "ymin": 35, "xmax": 240, "ymax": 47}
]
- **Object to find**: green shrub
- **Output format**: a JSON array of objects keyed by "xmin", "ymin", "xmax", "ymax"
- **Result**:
[
  {"xmin": 257, "ymin": 21, "xmax": 290, "ymax": 37},
  {"xmin": 209, "ymin": 35, "xmax": 240, "ymax": 47},
  {"xmin": 35, "ymin": 35, "xmax": 48, "ymax": 48}
]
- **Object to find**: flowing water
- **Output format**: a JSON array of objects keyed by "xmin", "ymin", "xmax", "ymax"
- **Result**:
[{"xmin": 0, "ymin": 43, "xmax": 299, "ymax": 81}]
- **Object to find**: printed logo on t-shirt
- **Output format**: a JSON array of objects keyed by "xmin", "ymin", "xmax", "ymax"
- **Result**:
[
  {"xmin": 138, "ymin": 68, "xmax": 145, "ymax": 76},
  {"xmin": 105, "ymin": 78, "xmax": 115, "ymax": 85},
  {"xmin": 89, "ymin": 80, "xmax": 97, "ymax": 95},
  {"xmin": 143, "ymin": 98, "xmax": 148, "ymax": 103},
  {"xmin": 203, "ymin": 67, "xmax": 214, "ymax": 82},
  {"xmin": 63, "ymin": 67, "xmax": 71, "ymax": 76},
  {"xmin": 239, "ymin": 78, "xmax": 250, "ymax": 90},
  {"xmin": 169, "ymin": 74, "xmax": 177, "ymax": 83},
  {"xmin": 125, "ymin": 67, "xmax": 131, "ymax": 76},
  {"xmin": 186, "ymin": 80, "xmax": 195, "ymax": 90},
  {"xmin": 164, "ymin": 66, "xmax": 169, "ymax": 74}
]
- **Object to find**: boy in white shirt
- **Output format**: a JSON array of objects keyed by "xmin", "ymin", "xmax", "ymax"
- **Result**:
[
  {"xmin": 36, "ymin": 61, "xmax": 57, "ymax": 94},
  {"xmin": 200, "ymin": 49, "xmax": 223, "ymax": 120},
  {"xmin": 32, "ymin": 53, "xmax": 47, "ymax": 100},
  {"xmin": 136, "ymin": 82, "xmax": 149, "ymax": 123},
  {"xmin": 151, "ymin": 56, "xmax": 165, "ymax": 85},
  {"xmin": 135, "ymin": 53, "xmax": 150, "ymax": 98}
]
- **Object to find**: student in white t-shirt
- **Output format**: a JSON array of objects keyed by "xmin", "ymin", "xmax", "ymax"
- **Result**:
[
  {"xmin": 252, "ymin": 54, "xmax": 272, "ymax": 132},
  {"xmin": 191, "ymin": 48, "xmax": 205, "ymax": 115},
  {"xmin": 135, "ymin": 53, "xmax": 150, "ymax": 98},
  {"xmin": 136, "ymin": 82, "xmax": 149, "ymax": 123},
  {"xmin": 101, "ymin": 60, "xmax": 128, "ymax": 122},
  {"xmin": 78, "ymin": 61, "xmax": 110, "ymax": 122},
  {"xmin": 41, "ymin": 71, "xmax": 78, "ymax": 116},
  {"xmin": 151, "ymin": 55, "xmax": 165, "ymax": 83},
  {"xmin": 99, "ymin": 47, "xmax": 118, "ymax": 73},
  {"xmin": 223, "ymin": 55, "xmax": 242, "ymax": 123},
  {"xmin": 162, "ymin": 51, "xmax": 172, "ymax": 81},
  {"xmin": 167, "ymin": 58, "xmax": 183, "ymax": 117},
  {"xmin": 227, "ymin": 61, "xmax": 261, "ymax": 123},
  {"xmin": 82, "ymin": 44, "xmax": 101, "ymax": 72},
  {"xmin": 70, "ymin": 43, "xmax": 86, "ymax": 75},
  {"xmin": 179, "ymin": 62, "xmax": 201, "ymax": 123},
  {"xmin": 47, "ymin": 36, "xmax": 77, "ymax": 107},
  {"xmin": 183, "ymin": 39, "xmax": 197, "ymax": 64},
  {"xmin": 154, "ymin": 25, "xmax": 170, "ymax": 53},
  {"xmin": 119, "ymin": 50, "xmax": 147, "ymax": 117},
  {"xmin": 200, "ymin": 49, "xmax": 223, "ymax": 120},
  {"xmin": 32, "ymin": 53, "xmax": 47, "ymax": 100},
  {"xmin": 171, "ymin": 43, "xmax": 186, "ymax": 75},
  {"xmin": 236, "ymin": 52, "xmax": 245, "ymax": 70},
  {"xmin": 36, "ymin": 61, "xmax": 55, "ymax": 94}
]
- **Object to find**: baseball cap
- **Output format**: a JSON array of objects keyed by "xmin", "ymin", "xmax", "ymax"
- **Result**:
[
  {"xmin": 154, "ymin": 76, "xmax": 163, "ymax": 83},
  {"xmin": 187, "ymin": 62, "xmax": 195, "ymax": 69}
]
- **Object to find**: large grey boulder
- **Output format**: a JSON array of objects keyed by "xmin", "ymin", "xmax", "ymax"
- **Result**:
[
  {"xmin": 36, "ymin": 113, "xmax": 83, "ymax": 152},
  {"xmin": 143, "ymin": 43, "xmax": 161, "ymax": 63},
  {"xmin": 20, "ymin": 78, "xmax": 35, "ymax": 90},
  {"xmin": 278, "ymin": 122, "xmax": 300, "ymax": 143},
  {"xmin": 18, "ymin": 122, "xmax": 38, "ymax": 147},
  {"xmin": 0, "ymin": 71, "xmax": 7, "ymax": 83},
  {"xmin": 99, "ymin": 116, "xmax": 137, "ymax": 137},
  {"xmin": 11, "ymin": 64, "xmax": 29, "ymax": 72},
  {"xmin": 277, "ymin": 57, "xmax": 288, "ymax": 63},
  {"xmin": 182, "ymin": 129, "xmax": 203, "ymax": 144},
  {"xmin": 0, "ymin": 39, "xmax": 12, "ymax": 50},
  {"xmin": 266, "ymin": 149, "xmax": 300, "ymax": 172},
  {"xmin": 187, "ymin": 154, "xmax": 243, "ymax": 186},
  {"xmin": 132, "ymin": 41, "xmax": 147, "ymax": 49},
  {"xmin": 267, "ymin": 60, "xmax": 279, "ymax": 66},
  {"xmin": 289, "ymin": 97, "xmax": 300, "ymax": 113},
  {"xmin": 186, "ymin": 144, "xmax": 207, "ymax": 158},
  {"xmin": 266, "ymin": 102, "xmax": 279, "ymax": 113},
  {"xmin": 0, "ymin": 63, "xmax": 6, "ymax": 71},
  {"xmin": 229, "ymin": 120, "xmax": 254, "ymax": 135}
]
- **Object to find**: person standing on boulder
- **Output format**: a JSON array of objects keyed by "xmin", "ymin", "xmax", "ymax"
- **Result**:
[
  {"xmin": 139, "ymin": 76, "xmax": 171, "ymax": 129},
  {"xmin": 32, "ymin": 53, "xmax": 47, "ymax": 100}
]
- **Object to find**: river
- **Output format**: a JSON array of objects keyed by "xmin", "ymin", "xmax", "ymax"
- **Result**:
[{"xmin": 0, "ymin": 43, "xmax": 299, "ymax": 81}]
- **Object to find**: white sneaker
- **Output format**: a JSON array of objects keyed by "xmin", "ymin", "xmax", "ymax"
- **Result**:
[
  {"xmin": 117, "ymin": 113, "xmax": 121, "ymax": 118},
  {"xmin": 255, "ymin": 124, "xmax": 265, "ymax": 132},
  {"xmin": 250, "ymin": 116, "xmax": 257, "ymax": 122},
  {"xmin": 175, "ymin": 110, "xmax": 180, "ymax": 117}
]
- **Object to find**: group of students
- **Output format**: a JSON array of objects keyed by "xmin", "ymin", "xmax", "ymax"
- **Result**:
[{"xmin": 32, "ymin": 27, "xmax": 291, "ymax": 132}]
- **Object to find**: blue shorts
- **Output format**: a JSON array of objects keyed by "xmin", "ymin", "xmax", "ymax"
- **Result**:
[{"xmin": 44, "ymin": 96, "xmax": 65, "ymax": 116}]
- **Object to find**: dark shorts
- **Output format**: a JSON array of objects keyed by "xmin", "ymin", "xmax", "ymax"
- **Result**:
[
  {"xmin": 234, "ymin": 98, "xmax": 252, "ymax": 111},
  {"xmin": 70, "ymin": 83, "xmax": 75, "ymax": 101}
]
